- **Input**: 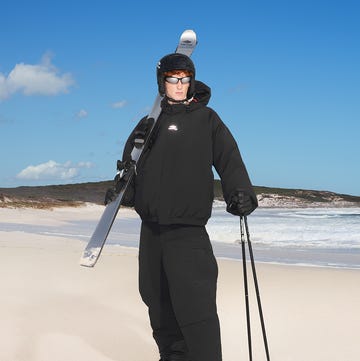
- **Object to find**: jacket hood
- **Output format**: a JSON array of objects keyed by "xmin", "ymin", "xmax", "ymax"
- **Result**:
[{"xmin": 193, "ymin": 80, "xmax": 211, "ymax": 106}]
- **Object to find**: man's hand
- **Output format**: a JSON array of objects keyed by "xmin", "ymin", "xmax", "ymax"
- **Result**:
[
  {"xmin": 227, "ymin": 190, "xmax": 258, "ymax": 216},
  {"xmin": 104, "ymin": 188, "xmax": 116, "ymax": 205}
]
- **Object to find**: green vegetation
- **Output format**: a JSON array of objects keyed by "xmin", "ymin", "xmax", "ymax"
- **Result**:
[{"xmin": 0, "ymin": 180, "xmax": 359, "ymax": 209}]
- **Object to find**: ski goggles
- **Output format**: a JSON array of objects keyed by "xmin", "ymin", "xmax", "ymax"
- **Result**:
[{"xmin": 165, "ymin": 76, "xmax": 191, "ymax": 84}]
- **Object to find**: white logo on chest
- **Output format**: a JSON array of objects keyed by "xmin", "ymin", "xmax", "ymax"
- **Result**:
[{"xmin": 168, "ymin": 124, "xmax": 178, "ymax": 131}]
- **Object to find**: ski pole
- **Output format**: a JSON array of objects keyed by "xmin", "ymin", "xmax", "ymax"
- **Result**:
[
  {"xmin": 243, "ymin": 216, "xmax": 271, "ymax": 361},
  {"xmin": 240, "ymin": 216, "xmax": 252, "ymax": 361}
]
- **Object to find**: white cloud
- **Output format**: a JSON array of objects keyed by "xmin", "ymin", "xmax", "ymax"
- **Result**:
[
  {"xmin": 0, "ymin": 53, "xmax": 74, "ymax": 100},
  {"xmin": 111, "ymin": 100, "xmax": 127, "ymax": 109},
  {"xmin": 16, "ymin": 160, "xmax": 93, "ymax": 181},
  {"xmin": 76, "ymin": 109, "xmax": 88, "ymax": 118}
]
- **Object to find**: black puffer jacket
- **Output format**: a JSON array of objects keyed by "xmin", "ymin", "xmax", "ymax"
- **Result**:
[{"xmin": 122, "ymin": 80, "xmax": 257, "ymax": 226}]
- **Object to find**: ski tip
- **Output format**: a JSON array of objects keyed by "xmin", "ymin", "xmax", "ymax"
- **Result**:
[
  {"xmin": 182, "ymin": 29, "xmax": 196, "ymax": 36},
  {"xmin": 176, "ymin": 30, "xmax": 197, "ymax": 56},
  {"xmin": 180, "ymin": 29, "xmax": 197, "ymax": 43}
]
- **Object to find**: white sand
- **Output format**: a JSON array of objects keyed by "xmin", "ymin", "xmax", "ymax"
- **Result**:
[{"xmin": 0, "ymin": 206, "xmax": 359, "ymax": 361}]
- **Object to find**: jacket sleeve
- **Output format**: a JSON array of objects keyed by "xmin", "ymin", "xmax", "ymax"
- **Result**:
[{"xmin": 212, "ymin": 113, "xmax": 258, "ymax": 210}]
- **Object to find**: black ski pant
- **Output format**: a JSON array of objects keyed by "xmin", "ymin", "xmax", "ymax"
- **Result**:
[{"xmin": 139, "ymin": 221, "xmax": 222, "ymax": 361}]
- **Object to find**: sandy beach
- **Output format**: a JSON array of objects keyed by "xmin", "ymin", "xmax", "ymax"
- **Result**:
[{"xmin": 0, "ymin": 206, "xmax": 359, "ymax": 361}]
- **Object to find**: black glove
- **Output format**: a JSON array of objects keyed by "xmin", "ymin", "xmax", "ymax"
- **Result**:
[
  {"xmin": 104, "ymin": 188, "xmax": 116, "ymax": 205},
  {"xmin": 104, "ymin": 181, "xmax": 135, "ymax": 207},
  {"xmin": 227, "ymin": 190, "xmax": 258, "ymax": 216}
]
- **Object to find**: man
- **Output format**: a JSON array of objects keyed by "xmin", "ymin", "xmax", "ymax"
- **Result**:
[{"xmin": 107, "ymin": 53, "xmax": 257, "ymax": 361}]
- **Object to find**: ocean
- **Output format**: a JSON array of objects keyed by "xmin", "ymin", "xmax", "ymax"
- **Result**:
[
  {"xmin": 1, "ymin": 204, "xmax": 359, "ymax": 269},
  {"xmin": 207, "ymin": 203, "xmax": 360, "ymax": 269}
]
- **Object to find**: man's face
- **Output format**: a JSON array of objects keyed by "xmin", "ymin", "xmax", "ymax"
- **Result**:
[{"xmin": 164, "ymin": 71, "xmax": 191, "ymax": 101}]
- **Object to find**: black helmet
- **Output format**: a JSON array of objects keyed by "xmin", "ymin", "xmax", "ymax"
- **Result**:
[{"xmin": 156, "ymin": 53, "xmax": 196, "ymax": 98}]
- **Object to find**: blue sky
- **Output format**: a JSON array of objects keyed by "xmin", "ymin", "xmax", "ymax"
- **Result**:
[{"xmin": 1, "ymin": 0, "xmax": 359, "ymax": 196}]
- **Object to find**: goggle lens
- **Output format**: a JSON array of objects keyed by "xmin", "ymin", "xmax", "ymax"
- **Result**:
[{"xmin": 165, "ymin": 76, "xmax": 191, "ymax": 84}]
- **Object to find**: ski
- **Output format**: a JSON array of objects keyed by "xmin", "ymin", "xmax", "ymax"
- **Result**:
[{"xmin": 80, "ymin": 29, "xmax": 197, "ymax": 267}]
